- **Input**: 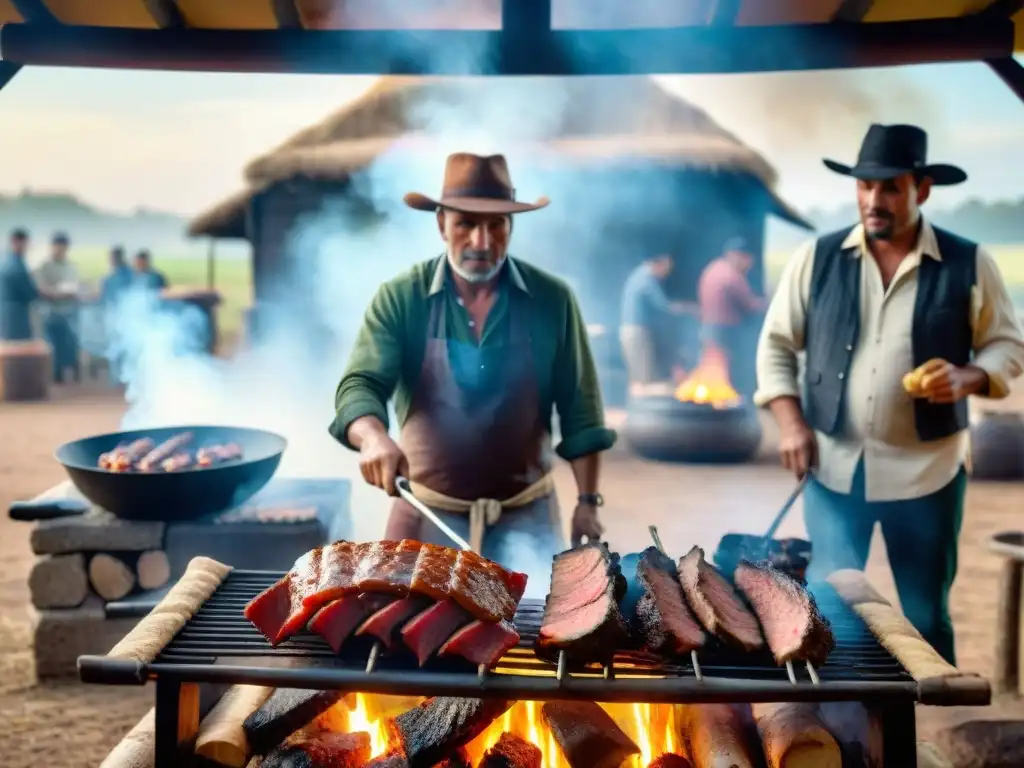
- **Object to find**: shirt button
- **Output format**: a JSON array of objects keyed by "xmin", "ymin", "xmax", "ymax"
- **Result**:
[
  {"xmin": 838, "ymin": 372, "xmax": 845, "ymax": 380},
  {"xmin": 845, "ymin": 344, "xmax": 853, "ymax": 351},
  {"xmin": 469, "ymin": 320, "xmax": 475, "ymax": 327}
]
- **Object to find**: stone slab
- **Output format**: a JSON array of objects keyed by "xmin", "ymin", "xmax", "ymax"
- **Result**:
[
  {"xmin": 29, "ymin": 553, "xmax": 90, "ymax": 609},
  {"xmin": 31, "ymin": 510, "xmax": 165, "ymax": 555},
  {"xmin": 32, "ymin": 596, "xmax": 139, "ymax": 679}
]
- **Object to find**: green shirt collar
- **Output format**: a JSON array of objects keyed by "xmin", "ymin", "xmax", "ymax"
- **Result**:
[{"xmin": 427, "ymin": 254, "xmax": 531, "ymax": 297}]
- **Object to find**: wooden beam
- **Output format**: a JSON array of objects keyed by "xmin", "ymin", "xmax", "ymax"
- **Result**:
[
  {"xmin": 987, "ymin": 57, "xmax": 1024, "ymax": 104},
  {"xmin": 9, "ymin": 0, "xmax": 58, "ymax": 24},
  {"xmin": 143, "ymin": 0, "xmax": 186, "ymax": 28},
  {"xmin": 0, "ymin": 16, "xmax": 1014, "ymax": 75},
  {"xmin": 501, "ymin": 0, "xmax": 551, "ymax": 36},
  {"xmin": 707, "ymin": 0, "xmax": 742, "ymax": 27},
  {"xmin": 980, "ymin": 0, "xmax": 1024, "ymax": 18},
  {"xmin": 831, "ymin": 0, "xmax": 875, "ymax": 23},
  {"xmin": 0, "ymin": 62, "xmax": 21, "ymax": 93},
  {"xmin": 271, "ymin": 0, "xmax": 303, "ymax": 29}
]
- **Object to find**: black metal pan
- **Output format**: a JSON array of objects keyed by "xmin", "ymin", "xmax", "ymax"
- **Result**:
[{"xmin": 53, "ymin": 425, "xmax": 287, "ymax": 521}]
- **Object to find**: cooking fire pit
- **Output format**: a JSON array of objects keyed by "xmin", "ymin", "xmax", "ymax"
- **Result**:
[
  {"xmin": 623, "ymin": 347, "xmax": 762, "ymax": 463},
  {"xmin": 80, "ymin": 558, "xmax": 990, "ymax": 767}
]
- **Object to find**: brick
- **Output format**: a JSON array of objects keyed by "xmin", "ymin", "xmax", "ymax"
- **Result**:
[
  {"xmin": 32, "ymin": 596, "xmax": 139, "ymax": 679},
  {"xmin": 30, "ymin": 510, "xmax": 165, "ymax": 555}
]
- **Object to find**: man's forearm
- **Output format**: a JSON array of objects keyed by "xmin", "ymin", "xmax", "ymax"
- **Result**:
[
  {"xmin": 569, "ymin": 452, "xmax": 601, "ymax": 496},
  {"xmin": 345, "ymin": 414, "xmax": 389, "ymax": 450},
  {"xmin": 768, "ymin": 396, "xmax": 806, "ymax": 429}
]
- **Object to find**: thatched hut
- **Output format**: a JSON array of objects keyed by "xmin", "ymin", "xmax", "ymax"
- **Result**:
[{"xmin": 189, "ymin": 76, "xmax": 810, "ymax": 402}]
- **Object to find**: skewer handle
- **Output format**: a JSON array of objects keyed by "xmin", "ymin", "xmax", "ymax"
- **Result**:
[
  {"xmin": 648, "ymin": 525, "xmax": 666, "ymax": 554},
  {"xmin": 785, "ymin": 659, "xmax": 798, "ymax": 684},
  {"xmin": 805, "ymin": 660, "xmax": 820, "ymax": 685},
  {"xmin": 365, "ymin": 642, "xmax": 381, "ymax": 674},
  {"xmin": 556, "ymin": 650, "xmax": 568, "ymax": 682}
]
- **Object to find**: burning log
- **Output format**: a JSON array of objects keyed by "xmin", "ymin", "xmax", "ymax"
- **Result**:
[
  {"xmin": 195, "ymin": 684, "xmax": 273, "ymax": 767},
  {"xmin": 752, "ymin": 703, "xmax": 841, "ymax": 768},
  {"xmin": 88, "ymin": 553, "xmax": 136, "ymax": 601},
  {"xmin": 137, "ymin": 432, "xmax": 195, "ymax": 471},
  {"xmin": 540, "ymin": 700, "xmax": 640, "ymax": 768},
  {"xmin": 478, "ymin": 732, "xmax": 542, "ymax": 768},
  {"xmin": 243, "ymin": 689, "xmax": 347, "ymax": 756},
  {"xmin": 136, "ymin": 549, "xmax": 171, "ymax": 591},
  {"xmin": 674, "ymin": 704, "xmax": 758, "ymax": 768},
  {"xmin": 391, "ymin": 696, "xmax": 513, "ymax": 768},
  {"xmin": 260, "ymin": 730, "xmax": 370, "ymax": 768},
  {"xmin": 648, "ymin": 757, "xmax": 693, "ymax": 768},
  {"xmin": 817, "ymin": 702, "xmax": 883, "ymax": 768}
]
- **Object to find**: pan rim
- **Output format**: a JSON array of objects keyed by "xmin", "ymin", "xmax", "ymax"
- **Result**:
[{"xmin": 54, "ymin": 424, "xmax": 288, "ymax": 475}]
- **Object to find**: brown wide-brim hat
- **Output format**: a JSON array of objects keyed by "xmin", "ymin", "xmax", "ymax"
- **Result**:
[{"xmin": 404, "ymin": 152, "xmax": 549, "ymax": 214}]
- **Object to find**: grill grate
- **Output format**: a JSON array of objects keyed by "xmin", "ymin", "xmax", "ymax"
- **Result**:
[{"xmin": 113, "ymin": 569, "xmax": 922, "ymax": 704}]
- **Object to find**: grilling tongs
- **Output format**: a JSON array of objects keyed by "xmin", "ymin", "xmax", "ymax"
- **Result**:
[{"xmin": 394, "ymin": 476, "xmax": 472, "ymax": 552}]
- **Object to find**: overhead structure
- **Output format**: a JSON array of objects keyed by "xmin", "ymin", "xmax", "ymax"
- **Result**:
[{"xmin": 0, "ymin": 1, "xmax": 1020, "ymax": 100}]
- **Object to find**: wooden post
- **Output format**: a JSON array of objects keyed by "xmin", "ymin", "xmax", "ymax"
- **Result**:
[
  {"xmin": 206, "ymin": 238, "xmax": 216, "ymax": 290},
  {"xmin": 994, "ymin": 557, "xmax": 1023, "ymax": 696}
]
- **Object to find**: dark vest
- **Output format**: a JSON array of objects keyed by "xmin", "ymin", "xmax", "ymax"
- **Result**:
[{"xmin": 803, "ymin": 224, "xmax": 976, "ymax": 442}]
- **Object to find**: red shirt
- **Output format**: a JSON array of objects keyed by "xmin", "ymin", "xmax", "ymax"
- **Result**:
[{"xmin": 698, "ymin": 257, "xmax": 760, "ymax": 326}]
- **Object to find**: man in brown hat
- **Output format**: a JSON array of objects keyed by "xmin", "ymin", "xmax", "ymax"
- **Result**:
[
  {"xmin": 330, "ymin": 153, "xmax": 616, "ymax": 573},
  {"xmin": 756, "ymin": 124, "xmax": 1024, "ymax": 664}
]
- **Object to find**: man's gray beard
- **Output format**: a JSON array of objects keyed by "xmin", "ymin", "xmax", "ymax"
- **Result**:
[{"xmin": 448, "ymin": 251, "xmax": 506, "ymax": 284}]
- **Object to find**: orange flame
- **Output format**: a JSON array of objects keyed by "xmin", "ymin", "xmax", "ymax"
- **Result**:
[
  {"xmin": 675, "ymin": 345, "xmax": 741, "ymax": 409},
  {"xmin": 329, "ymin": 694, "xmax": 682, "ymax": 766}
]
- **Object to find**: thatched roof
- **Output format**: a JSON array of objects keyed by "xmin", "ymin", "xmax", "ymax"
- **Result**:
[{"xmin": 188, "ymin": 76, "xmax": 810, "ymax": 238}]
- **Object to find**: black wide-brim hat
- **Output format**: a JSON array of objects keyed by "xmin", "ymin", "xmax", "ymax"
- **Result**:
[{"xmin": 823, "ymin": 123, "xmax": 967, "ymax": 186}]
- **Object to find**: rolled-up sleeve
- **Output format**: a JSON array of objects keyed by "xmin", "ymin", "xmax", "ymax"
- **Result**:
[
  {"xmin": 754, "ymin": 240, "xmax": 814, "ymax": 408},
  {"xmin": 971, "ymin": 247, "xmax": 1024, "ymax": 398},
  {"xmin": 553, "ymin": 289, "xmax": 617, "ymax": 460},
  {"xmin": 329, "ymin": 282, "xmax": 405, "ymax": 450}
]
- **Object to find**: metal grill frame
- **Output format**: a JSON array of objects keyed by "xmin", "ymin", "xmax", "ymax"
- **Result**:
[{"xmin": 80, "ymin": 569, "xmax": 928, "ymax": 766}]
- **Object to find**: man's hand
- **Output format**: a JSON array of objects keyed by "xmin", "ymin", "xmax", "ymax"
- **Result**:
[
  {"xmin": 570, "ymin": 502, "xmax": 604, "ymax": 547},
  {"xmin": 670, "ymin": 301, "xmax": 699, "ymax": 316},
  {"xmin": 349, "ymin": 417, "xmax": 409, "ymax": 496},
  {"xmin": 919, "ymin": 363, "xmax": 989, "ymax": 403},
  {"xmin": 778, "ymin": 417, "xmax": 817, "ymax": 479}
]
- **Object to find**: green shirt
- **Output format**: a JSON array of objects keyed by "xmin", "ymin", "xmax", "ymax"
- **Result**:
[{"xmin": 330, "ymin": 255, "xmax": 616, "ymax": 461}]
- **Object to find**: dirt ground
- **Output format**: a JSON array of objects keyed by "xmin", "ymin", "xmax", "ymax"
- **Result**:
[{"xmin": 1, "ymin": 383, "xmax": 1023, "ymax": 765}]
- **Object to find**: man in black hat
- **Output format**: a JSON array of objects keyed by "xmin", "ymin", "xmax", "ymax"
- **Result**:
[
  {"xmin": 755, "ymin": 124, "xmax": 1024, "ymax": 664},
  {"xmin": 330, "ymin": 153, "xmax": 615, "ymax": 578},
  {"xmin": 0, "ymin": 227, "xmax": 39, "ymax": 341}
]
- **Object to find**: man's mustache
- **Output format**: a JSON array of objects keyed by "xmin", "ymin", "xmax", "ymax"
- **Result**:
[
  {"xmin": 462, "ymin": 250, "xmax": 493, "ymax": 262},
  {"xmin": 866, "ymin": 209, "xmax": 894, "ymax": 221}
]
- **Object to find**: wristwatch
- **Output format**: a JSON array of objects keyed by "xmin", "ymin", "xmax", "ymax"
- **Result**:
[{"xmin": 577, "ymin": 492, "xmax": 604, "ymax": 507}]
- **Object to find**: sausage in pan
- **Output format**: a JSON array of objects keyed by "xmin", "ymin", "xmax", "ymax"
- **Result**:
[
  {"xmin": 197, "ymin": 443, "xmax": 244, "ymax": 467},
  {"xmin": 98, "ymin": 441, "xmax": 129, "ymax": 470},
  {"xmin": 108, "ymin": 438, "xmax": 156, "ymax": 472},
  {"xmin": 160, "ymin": 451, "xmax": 195, "ymax": 473},
  {"xmin": 137, "ymin": 432, "xmax": 195, "ymax": 472}
]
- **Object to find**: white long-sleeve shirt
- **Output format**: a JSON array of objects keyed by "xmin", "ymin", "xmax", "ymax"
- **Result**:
[{"xmin": 755, "ymin": 221, "xmax": 1024, "ymax": 501}]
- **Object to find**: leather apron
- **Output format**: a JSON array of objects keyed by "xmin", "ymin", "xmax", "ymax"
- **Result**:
[{"xmin": 385, "ymin": 287, "xmax": 564, "ymax": 574}]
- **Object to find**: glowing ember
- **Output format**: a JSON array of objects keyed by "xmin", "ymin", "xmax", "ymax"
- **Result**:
[
  {"xmin": 326, "ymin": 694, "xmax": 682, "ymax": 766},
  {"xmin": 675, "ymin": 345, "xmax": 741, "ymax": 409}
]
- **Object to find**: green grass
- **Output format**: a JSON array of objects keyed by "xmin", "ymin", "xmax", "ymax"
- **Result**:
[{"xmin": 65, "ymin": 247, "xmax": 253, "ymax": 345}]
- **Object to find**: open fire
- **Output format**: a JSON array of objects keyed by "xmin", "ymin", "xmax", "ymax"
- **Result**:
[
  {"xmin": 674, "ymin": 346, "xmax": 741, "ymax": 410},
  {"xmin": 301, "ymin": 694, "xmax": 680, "ymax": 766}
]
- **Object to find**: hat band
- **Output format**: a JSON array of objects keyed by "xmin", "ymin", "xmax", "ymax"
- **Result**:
[{"xmin": 441, "ymin": 185, "xmax": 516, "ymax": 201}]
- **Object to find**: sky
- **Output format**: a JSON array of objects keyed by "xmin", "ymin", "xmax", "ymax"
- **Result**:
[{"xmin": 0, "ymin": 57, "xmax": 1020, "ymax": 220}]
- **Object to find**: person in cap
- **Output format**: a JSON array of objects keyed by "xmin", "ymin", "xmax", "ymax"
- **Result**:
[
  {"xmin": 697, "ymin": 236, "xmax": 765, "ymax": 368},
  {"xmin": 132, "ymin": 249, "xmax": 168, "ymax": 291},
  {"xmin": 33, "ymin": 231, "xmax": 82, "ymax": 382},
  {"xmin": 331, "ymin": 153, "xmax": 615, "ymax": 570},
  {"xmin": 0, "ymin": 227, "xmax": 40, "ymax": 341},
  {"xmin": 619, "ymin": 253, "xmax": 696, "ymax": 393},
  {"xmin": 755, "ymin": 124, "xmax": 1024, "ymax": 664}
]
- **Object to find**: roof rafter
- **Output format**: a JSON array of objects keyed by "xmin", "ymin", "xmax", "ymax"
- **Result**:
[
  {"xmin": 9, "ymin": 0, "xmax": 58, "ymax": 24},
  {"xmin": 707, "ymin": 0, "xmax": 742, "ymax": 27},
  {"xmin": 831, "ymin": 0, "xmax": 876, "ymax": 23},
  {"xmin": 979, "ymin": 0, "xmax": 1024, "ymax": 18},
  {"xmin": 271, "ymin": 0, "xmax": 304, "ymax": 29},
  {"xmin": 143, "ymin": 0, "xmax": 187, "ymax": 29}
]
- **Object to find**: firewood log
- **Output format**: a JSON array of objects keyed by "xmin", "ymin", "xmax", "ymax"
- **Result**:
[
  {"xmin": 136, "ymin": 549, "xmax": 171, "ymax": 590},
  {"xmin": 752, "ymin": 703, "xmax": 841, "ymax": 768},
  {"xmin": 88, "ymin": 553, "xmax": 136, "ymax": 601},
  {"xmin": 98, "ymin": 708, "xmax": 154, "ymax": 768},
  {"xmin": 195, "ymin": 685, "xmax": 273, "ymax": 767},
  {"xmin": 675, "ymin": 704, "xmax": 758, "ymax": 768}
]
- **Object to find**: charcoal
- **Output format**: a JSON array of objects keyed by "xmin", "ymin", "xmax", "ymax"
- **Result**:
[
  {"xmin": 734, "ymin": 560, "xmax": 835, "ymax": 666},
  {"xmin": 478, "ymin": 732, "xmax": 543, "ymax": 768},
  {"xmin": 541, "ymin": 701, "xmax": 640, "ymax": 768},
  {"xmin": 435, "ymin": 748, "xmax": 471, "ymax": 767},
  {"xmin": 535, "ymin": 544, "xmax": 630, "ymax": 665},
  {"xmin": 259, "ymin": 730, "xmax": 370, "ymax": 768},
  {"xmin": 647, "ymin": 756, "xmax": 693, "ymax": 768},
  {"xmin": 392, "ymin": 696, "xmax": 513, "ymax": 768},
  {"xmin": 243, "ymin": 688, "xmax": 346, "ymax": 755},
  {"xmin": 362, "ymin": 751, "xmax": 409, "ymax": 767}
]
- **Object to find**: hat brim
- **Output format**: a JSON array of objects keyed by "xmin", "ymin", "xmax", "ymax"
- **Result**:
[
  {"xmin": 403, "ymin": 192, "xmax": 550, "ymax": 214},
  {"xmin": 823, "ymin": 159, "xmax": 967, "ymax": 186}
]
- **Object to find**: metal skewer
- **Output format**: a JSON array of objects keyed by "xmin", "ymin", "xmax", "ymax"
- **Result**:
[
  {"xmin": 556, "ymin": 650, "xmax": 568, "ymax": 682},
  {"xmin": 785, "ymin": 659, "xmax": 798, "ymax": 685},
  {"xmin": 806, "ymin": 660, "xmax": 820, "ymax": 685},
  {"xmin": 648, "ymin": 525, "xmax": 704, "ymax": 682},
  {"xmin": 365, "ymin": 642, "xmax": 381, "ymax": 673}
]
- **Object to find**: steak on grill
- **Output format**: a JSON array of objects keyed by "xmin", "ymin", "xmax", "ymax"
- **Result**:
[
  {"xmin": 243, "ymin": 548, "xmax": 323, "ymax": 646},
  {"xmin": 677, "ymin": 546, "xmax": 764, "ymax": 651},
  {"xmin": 353, "ymin": 539, "xmax": 424, "ymax": 595},
  {"xmin": 391, "ymin": 696, "xmax": 513, "ymax": 768},
  {"xmin": 733, "ymin": 560, "xmax": 836, "ymax": 667},
  {"xmin": 634, "ymin": 546, "xmax": 706, "ymax": 656},
  {"xmin": 357, "ymin": 595, "xmax": 432, "ymax": 649},
  {"xmin": 400, "ymin": 601, "xmax": 474, "ymax": 666},
  {"xmin": 438, "ymin": 618, "xmax": 520, "ymax": 667},
  {"xmin": 479, "ymin": 732, "xmax": 543, "ymax": 768},
  {"xmin": 541, "ymin": 700, "xmax": 640, "ymax": 768},
  {"xmin": 307, "ymin": 594, "xmax": 393, "ymax": 654},
  {"xmin": 535, "ymin": 543, "xmax": 629, "ymax": 665}
]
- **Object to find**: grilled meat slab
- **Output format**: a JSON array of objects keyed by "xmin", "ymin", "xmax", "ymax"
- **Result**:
[
  {"xmin": 400, "ymin": 601, "xmax": 473, "ymax": 666},
  {"xmin": 678, "ymin": 546, "xmax": 764, "ymax": 651},
  {"xmin": 307, "ymin": 594, "xmax": 393, "ymax": 654},
  {"xmin": 733, "ymin": 560, "xmax": 836, "ymax": 666},
  {"xmin": 392, "ymin": 696, "xmax": 513, "ymax": 768},
  {"xmin": 356, "ymin": 595, "xmax": 432, "ymax": 649},
  {"xmin": 541, "ymin": 700, "xmax": 640, "ymax": 768},
  {"xmin": 438, "ymin": 618, "xmax": 520, "ymax": 667},
  {"xmin": 536, "ymin": 543, "xmax": 629, "ymax": 665},
  {"xmin": 634, "ymin": 546, "xmax": 706, "ymax": 656}
]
